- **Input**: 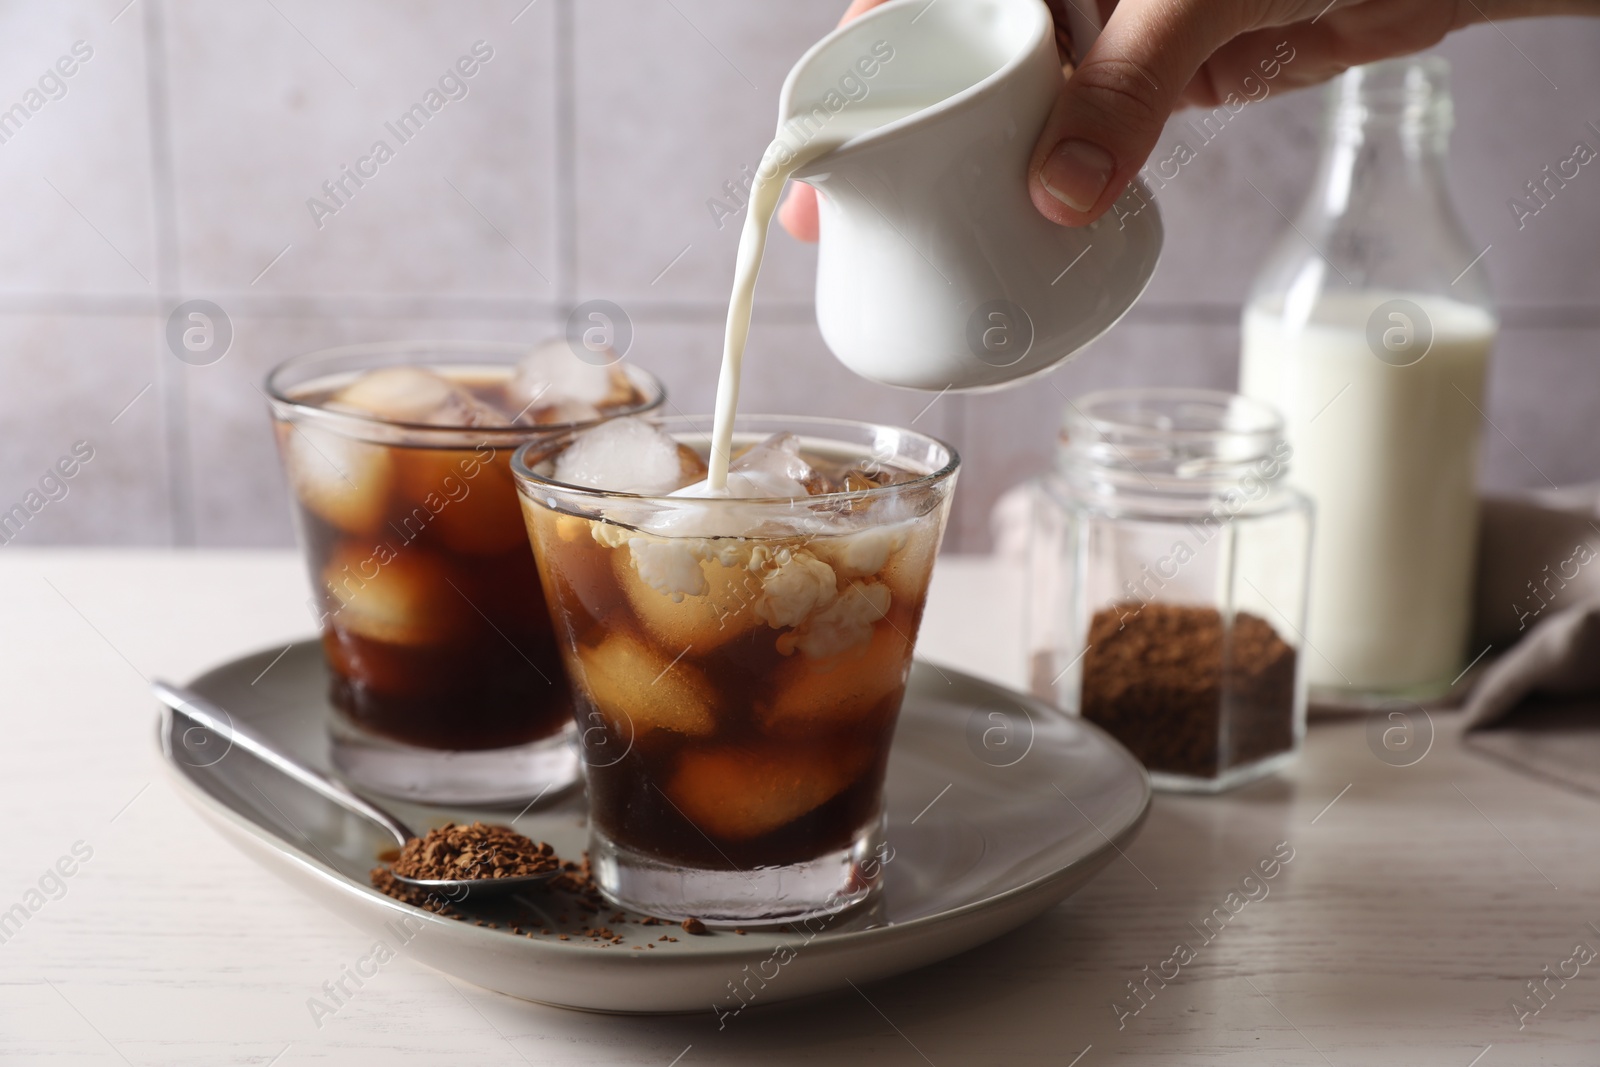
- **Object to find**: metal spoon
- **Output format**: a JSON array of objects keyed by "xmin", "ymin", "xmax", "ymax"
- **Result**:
[{"xmin": 153, "ymin": 680, "xmax": 559, "ymax": 900}]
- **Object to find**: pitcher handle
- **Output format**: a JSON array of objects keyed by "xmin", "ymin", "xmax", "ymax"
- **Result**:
[{"xmin": 1045, "ymin": 0, "xmax": 1101, "ymax": 68}]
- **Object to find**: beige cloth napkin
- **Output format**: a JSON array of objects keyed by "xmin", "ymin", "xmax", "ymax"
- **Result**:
[
  {"xmin": 1458, "ymin": 487, "xmax": 1600, "ymax": 798},
  {"xmin": 1472, "ymin": 488, "xmax": 1600, "ymax": 649},
  {"xmin": 1462, "ymin": 599, "xmax": 1600, "ymax": 797}
]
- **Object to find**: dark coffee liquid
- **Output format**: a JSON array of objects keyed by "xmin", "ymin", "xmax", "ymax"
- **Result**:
[
  {"xmin": 525, "ymin": 451, "xmax": 940, "ymax": 870},
  {"xmin": 575, "ymin": 614, "xmax": 911, "ymax": 870},
  {"xmin": 299, "ymin": 499, "xmax": 570, "ymax": 751},
  {"xmin": 281, "ymin": 369, "xmax": 646, "ymax": 751}
]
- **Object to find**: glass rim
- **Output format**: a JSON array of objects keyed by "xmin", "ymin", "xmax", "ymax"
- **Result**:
[
  {"xmin": 1058, "ymin": 388, "xmax": 1291, "ymax": 494},
  {"xmin": 1328, "ymin": 55, "xmax": 1452, "ymax": 126},
  {"xmin": 511, "ymin": 412, "xmax": 960, "ymax": 506},
  {"xmin": 1062, "ymin": 387, "xmax": 1284, "ymax": 442},
  {"xmin": 1335, "ymin": 55, "xmax": 1450, "ymax": 97},
  {"xmin": 264, "ymin": 339, "xmax": 667, "ymax": 438}
]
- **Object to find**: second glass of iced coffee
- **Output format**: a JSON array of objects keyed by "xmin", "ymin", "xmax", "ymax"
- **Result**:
[
  {"xmin": 514, "ymin": 414, "xmax": 958, "ymax": 924},
  {"xmin": 267, "ymin": 340, "xmax": 664, "ymax": 804}
]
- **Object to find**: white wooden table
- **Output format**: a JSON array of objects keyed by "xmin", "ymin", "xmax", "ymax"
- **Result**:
[{"xmin": 2, "ymin": 550, "xmax": 1596, "ymax": 1065}]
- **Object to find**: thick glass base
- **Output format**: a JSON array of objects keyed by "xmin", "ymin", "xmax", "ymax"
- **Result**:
[
  {"xmin": 1309, "ymin": 676, "xmax": 1455, "ymax": 710},
  {"xmin": 329, "ymin": 715, "xmax": 579, "ymax": 805},
  {"xmin": 1148, "ymin": 746, "xmax": 1300, "ymax": 794},
  {"xmin": 591, "ymin": 814, "xmax": 886, "ymax": 926}
]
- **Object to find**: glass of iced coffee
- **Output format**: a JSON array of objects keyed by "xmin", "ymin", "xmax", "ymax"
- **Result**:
[
  {"xmin": 512, "ymin": 414, "xmax": 958, "ymax": 924},
  {"xmin": 266, "ymin": 340, "xmax": 664, "ymax": 804}
]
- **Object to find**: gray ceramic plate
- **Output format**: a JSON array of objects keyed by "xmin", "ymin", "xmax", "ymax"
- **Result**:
[{"xmin": 159, "ymin": 641, "xmax": 1148, "ymax": 1015}]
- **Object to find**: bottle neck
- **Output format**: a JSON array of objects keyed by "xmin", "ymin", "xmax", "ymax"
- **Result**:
[
  {"xmin": 1266, "ymin": 56, "xmax": 1490, "ymax": 303},
  {"xmin": 1309, "ymin": 80, "xmax": 1451, "ymax": 224}
]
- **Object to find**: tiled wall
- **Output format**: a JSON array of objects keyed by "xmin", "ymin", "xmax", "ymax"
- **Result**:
[{"xmin": 2, "ymin": 1, "xmax": 1597, "ymax": 552}]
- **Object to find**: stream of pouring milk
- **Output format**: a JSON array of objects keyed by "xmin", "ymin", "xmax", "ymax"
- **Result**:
[{"xmin": 706, "ymin": 103, "xmax": 926, "ymax": 492}]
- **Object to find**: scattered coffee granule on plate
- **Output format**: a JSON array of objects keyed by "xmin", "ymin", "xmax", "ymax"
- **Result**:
[
  {"xmin": 1079, "ymin": 603, "xmax": 1297, "ymax": 779},
  {"xmin": 372, "ymin": 842, "xmax": 684, "ymax": 946},
  {"xmin": 391, "ymin": 822, "xmax": 559, "ymax": 882},
  {"xmin": 369, "ymin": 866, "xmax": 458, "ymax": 915},
  {"xmin": 682, "ymin": 918, "xmax": 708, "ymax": 935}
]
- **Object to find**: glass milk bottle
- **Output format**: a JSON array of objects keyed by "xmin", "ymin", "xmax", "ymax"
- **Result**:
[{"xmin": 1240, "ymin": 57, "xmax": 1496, "ymax": 703}]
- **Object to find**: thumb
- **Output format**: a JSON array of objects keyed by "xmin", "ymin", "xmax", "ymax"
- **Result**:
[{"xmin": 1029, "ymin": 1, "xmax": 1244, "ymax": 226}]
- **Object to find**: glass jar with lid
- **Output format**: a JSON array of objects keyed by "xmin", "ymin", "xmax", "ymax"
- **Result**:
[{"xmin": 1027, "ymin": 388, "xmax": 1313, "ymax": 792}]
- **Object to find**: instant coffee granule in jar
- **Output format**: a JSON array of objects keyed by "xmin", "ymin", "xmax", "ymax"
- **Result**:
[
  {"xmin": 1027, "ymin": 388, "xmax": 1312, "ymax": 792},
  {"xmin": 1078, "ymin": 604, "xmax": 1297, "ymax": 778}
]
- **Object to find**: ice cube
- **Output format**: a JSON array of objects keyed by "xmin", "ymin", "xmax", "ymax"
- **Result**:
[
  {"xmin": 760, "ymin": 624, "xmax": 910, "ymax": 736},
  {"xmin": 824, "ymin": 465, "xmax": 917, "ymax": 513},
  {"xmin": 840, "ymin": 465, "xmax": 915, "ymax": 491},
  {"xmin": 816, "ymin": 523, "xmax": 911, "ymax": 581},
  {"xmin": 329, "ymin": 366, "xmax": 507, "ymax": 427},
  {"xmin": 615, "ymin": 539, "xmax": 760, "ymax": 652},
  {"xmin": 525, "ymin": 398, "xmax": 602, "ymax": 426},
  {"xmin": 784, "ymin": 580, "xmax": 891, "ymax": 660},
  {"xmin": 665, "ymin": 742, "xmax": 872, "ymax": 842},
  {"xmin": 613, "ymin": 535, "xmax": 841, "ymax": 639},
  {"xmin": 320, "ymin": 544, "xmax": 470, "ymax": 647},
  {"xmin": 751, "ymin": 547, "xmax": 838, "ymax": 629},
  {"xmin": 511, "ymin": 340, "xmax": 619, "ymax": 409},
  {"xmin": 321, "ymin": 629, "xmax": 437, "ymax": 698},
  {"xmin": 676, "ymin": 443, "xmax": 710, "ymax": 484},
  {"xmin": 521, "ymin": 504, "xmax": 615, "ymax": 624},
  {"xmin": 665, "ymin": 434, "xmax": 831, "ymax": 522},
  {"xmin": 881, "ymin": 521, "xmax": 941, "ymax": 604},
  {"xmin": 279, "ymin": 421, "xmax": 394, "ymax": 536},
  {"xmin": 574, "ymin": 632, "xmax": 717, "ymax": 738},
  {"xmin": 394, "ymin": 447, "xmax": 528, "ymax": 556},
  {"xmin": 553, "ymin": 416, "xmax": 699, "ymax": 495},
  {"xmin": 718, "ymin": 433, "xmax": 826, "ymax": 497},
  {"xmin": 620, "ymin": 535, "xmax": 709, "ymax": 596}
]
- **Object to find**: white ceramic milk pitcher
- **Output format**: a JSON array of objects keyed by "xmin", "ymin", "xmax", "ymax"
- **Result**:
[{"xmin": 781, "ymin": 0, "xmax": 1162, "ymax": 392}]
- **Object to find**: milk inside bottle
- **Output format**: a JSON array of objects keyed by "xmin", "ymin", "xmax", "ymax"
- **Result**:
[
  {"xmin": 1239, "ymin": 57, "xmax": 1497, "ymax": 700},
  {"xmin": 1240, "ymin": 291, "xmax": 1495, "ymax": 693}
]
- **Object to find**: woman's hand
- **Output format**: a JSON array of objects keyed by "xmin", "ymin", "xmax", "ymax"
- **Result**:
[{"xmin": 778, "ymin": 0, "xmax": 1587, "ymax": 239}]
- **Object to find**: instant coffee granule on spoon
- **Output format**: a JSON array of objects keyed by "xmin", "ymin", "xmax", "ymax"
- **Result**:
[
  {"xmin": 370, "ymin": 828, "xmax": 727, "ymax": 946},
  {"xmin": 391, "ymin": 821, "xmax": 560, "ymax": 882}
]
